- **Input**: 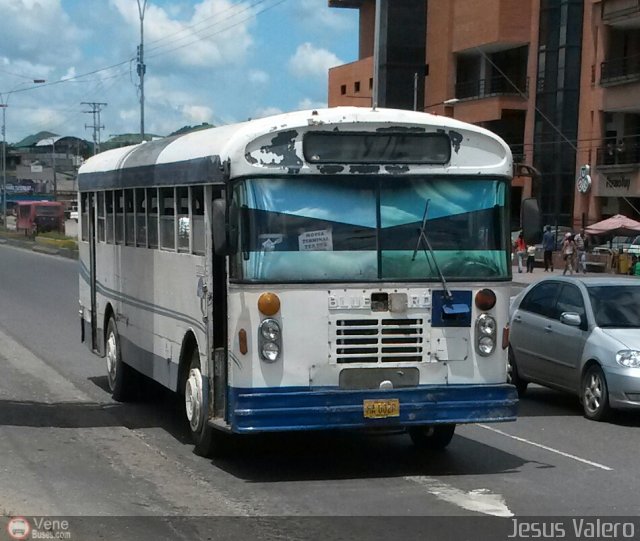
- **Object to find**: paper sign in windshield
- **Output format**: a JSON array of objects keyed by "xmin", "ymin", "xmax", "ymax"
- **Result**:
[{"xmin": 298, "ymin": 229, "xmax": 333, "ymax": 251}]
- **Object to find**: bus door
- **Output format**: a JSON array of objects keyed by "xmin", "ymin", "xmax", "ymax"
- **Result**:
[
  {"xmin": 87, "ymin": 192, "xmax": 98, "ymax": 352},
  {"xmin": 209, "ymin": 185, "xmax": 228, "ymax": 420}
]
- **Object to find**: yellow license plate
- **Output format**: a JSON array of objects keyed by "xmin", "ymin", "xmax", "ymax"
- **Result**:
[{"xmin": 363, "ymin": 399, "xmax": 400, "ymax": 419}]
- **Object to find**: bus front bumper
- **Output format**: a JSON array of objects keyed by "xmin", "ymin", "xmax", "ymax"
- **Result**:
[{"xmin": 226, "ymin": 384, "xmax": 517, "ymax": 433}]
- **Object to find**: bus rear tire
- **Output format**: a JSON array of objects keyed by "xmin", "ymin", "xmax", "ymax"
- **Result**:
[
  {"xmin": 184, "ymin": 349, "xmax": 229, "ymax": 458},
  {"xmin": 409, "ymin": 424, "xmax": 456, "ymax": 450},
  {"xmin": 105, "ymin": 317, "xmax": 139, "ymax": 401}
]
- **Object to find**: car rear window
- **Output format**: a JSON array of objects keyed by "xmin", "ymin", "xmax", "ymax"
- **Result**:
[{"xmin": 588, "ymin": 285, "xmax": 640, "ymax": 328}]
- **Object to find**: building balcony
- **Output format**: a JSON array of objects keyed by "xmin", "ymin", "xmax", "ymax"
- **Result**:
[
  {"xmin": 455, "ymin": 75, "xmax": 528, "ymax": 100},
  {"xmin": 596, "ymin": 140, "xmax": 640, "ymax": 169},
  {"xmin": 600, "ymin": 54, "xmax": 640, "ymax": 86},
  {"xmin": 602, "ymin": 0, "xmax": 640, "ymax": 27}
]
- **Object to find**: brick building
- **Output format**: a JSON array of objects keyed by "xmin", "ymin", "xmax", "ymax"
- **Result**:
[{"xmin": 328, "ymin": 0, "xmax": 640, "ymax": 230}]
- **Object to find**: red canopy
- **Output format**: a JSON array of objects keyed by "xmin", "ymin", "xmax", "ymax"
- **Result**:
[{"xmin": 585, "ymin": 214, "xmax": 640, "ymax": 236}]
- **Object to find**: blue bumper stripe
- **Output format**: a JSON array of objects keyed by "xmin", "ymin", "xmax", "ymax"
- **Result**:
[{"xmin": 227, "ymin": 384, "xmax": 518, "ymax": 433}]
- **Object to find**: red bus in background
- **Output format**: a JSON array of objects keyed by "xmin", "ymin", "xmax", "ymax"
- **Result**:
[{"xmin": 15, "ymin": 201, "xmax": 64, "ymax": 236}]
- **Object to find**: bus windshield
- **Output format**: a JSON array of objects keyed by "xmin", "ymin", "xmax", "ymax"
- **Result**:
[{"xmin": 230, "ymin": 176, "xmax": 509, "ymax": 282}]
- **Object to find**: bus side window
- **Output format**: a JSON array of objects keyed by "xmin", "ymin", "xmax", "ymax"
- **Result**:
[
  {"xmin": 105, "ymin": 191, "xmax": 114, "ymax": 243},
  {"xmin": 192, "ymin": 186, "xmax": 205, "ymax": 255},
  {"xmin": 97, "ymin": 191, "xmax": 105, "ymax": 242},
  {"xmin": 125, "ymin": 189, "xmax": 135, "ymax": 246},
  {"xmin": 81, "ymin": 193, "xmax": 89, "ymax": 241},
  {"xmin": 115, "ymin": 190, "xmax": 124, "ymax": 244},
  {"xmin": 135, "ymin": 188, "xmax": 147, "ymax": 248},
  {"xmin": 177, "ymin": 186, "xmax": 189, "ymax": 253},
  {"xmin": 147, "ymin": 188, "xmax": 158, "ymax": 249},
  {"xmin": 160, "ymin": 187, "xmax": 175, "ymax": 251}
]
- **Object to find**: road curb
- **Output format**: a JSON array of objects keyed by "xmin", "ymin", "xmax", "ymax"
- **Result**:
[{"xmin": 0, "ymin": 234, "xmax": 78, "ymax": 260}]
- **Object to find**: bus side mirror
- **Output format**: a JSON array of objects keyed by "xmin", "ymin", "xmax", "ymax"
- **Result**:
[
  {"xmin": 521, "ymin": 197, "xmax": 541, "ymax": 245},
  {"xmin": 212, "ymin": 198, "xmax": 238, "ymax": 255}
]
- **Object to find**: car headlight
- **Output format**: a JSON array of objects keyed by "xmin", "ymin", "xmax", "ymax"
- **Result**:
[
  {"xmin": 261, "ymin": 341, "xmax": 280, "ymax": 362},
  {"xmin": 616, "ymin": 350, "xmax": 640, "ymax": 368},
  {"xmin": 260, "ymin": 318, "xmax": 280, "ymax": 341}
]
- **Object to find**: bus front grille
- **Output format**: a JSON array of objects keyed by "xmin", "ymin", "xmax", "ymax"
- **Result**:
[{"xmin": 333, "ymin": 318, "xmax": 424, "ymax": 363}]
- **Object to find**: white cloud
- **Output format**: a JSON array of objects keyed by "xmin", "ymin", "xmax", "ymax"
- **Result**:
[
  {"xmin": 292, "ymin": 0, "xmax": 353, "ymax": 32},
  {"xmin": 297, "ymin": 97, "xmax": 327, "ymax": 111},
  {"xmin": 288, "ymin": 43, "xmax": 342, "ymax": 79},
  {"xmin": 248, "ymin": 69, "xmax": 269, "ymax": 85},
  {"xmin": 182, "ymin": 104, "xmax": 213, "ymax": 124},
  {"xmin": 0, "ymin": 0, "xmax": 84, "ymax": 66},
  {"xmin": 253, "ymin": 106, "xmax": 283, "ymax": 119},
  {"xmin": 110, "ymin": 0, "xmax": 254, "ymax": 68}
]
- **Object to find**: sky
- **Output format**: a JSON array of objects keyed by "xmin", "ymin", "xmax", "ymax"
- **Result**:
[{"xmin": 0, "ymin": 0, "xmax": 359, "ymax": 144}]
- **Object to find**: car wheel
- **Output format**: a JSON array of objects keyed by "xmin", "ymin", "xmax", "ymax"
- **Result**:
[
  {"xmin": 409, "ymin": 424, "xmax": 455, "ymax": 450},
  {"xmin": 105, "ymin": 317, "xmax": 139, "ymax": 401},
  {"xmin": 507, "ymin": 347, "xmax": 528, "ymax": 397},
  {"xmin": 582, "ymin": 365, "xmax": 610, "ymax": 421},
  {"xmin": 184, "ymin": 348, "xmax": 230, "ymax": 457}
]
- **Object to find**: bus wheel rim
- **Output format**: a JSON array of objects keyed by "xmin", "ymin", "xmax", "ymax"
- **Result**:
[
  {"xmin": 185, "ymin": 368, "xmax": 203, "ymax": 432},
  {"xmin": 106, "ymin": 332, "xmax": 117, "ymax": 388}
]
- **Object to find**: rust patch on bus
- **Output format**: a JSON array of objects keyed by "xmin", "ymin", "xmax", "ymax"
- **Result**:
[
  {"xmin": 318, "ymin": 165, "xmax": 345, "ymax": 174},
  {"xmin": 385, "ymin": 165, "xmax": 410, "ymax": 174},
  {"xmin": 349, "ymin": 165, "xmax": 380, "ymax": 174}
]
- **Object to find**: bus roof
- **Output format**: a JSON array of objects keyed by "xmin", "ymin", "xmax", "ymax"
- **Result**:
[{"xmin": 77, "ymin": 107, "xmax": 512, "ymax": 191}]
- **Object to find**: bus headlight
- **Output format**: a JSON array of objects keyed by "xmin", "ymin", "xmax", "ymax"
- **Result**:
[
  {"xmin": 475, "ymin": 313, "xmax": 497, "ymax": 356},
  {"xmin": 261, "ymin": 341, "xmax": 280, "ymax": 362},
  {"xmin": 478, "ymin": 336, "xmax": 496, "ymax": 356},
  {"xmin": 260, "ymin": 318, "xmax": 281, "ymax": 341},
  {"xmin": 258, "ymin": 318, "xmax": 281, "ymax": 362}
]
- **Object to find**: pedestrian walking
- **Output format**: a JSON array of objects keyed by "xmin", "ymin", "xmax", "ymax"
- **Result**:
[
  {"xmin": 514, "ymin": 232, "xmax": 526, "ymax": 273},
  {"xmin": 574, "ymin": 229, "xmax": 587, "ymax": 274},
  {"xmin": 562, "ymin": 232, "xmax": 576, "ymax": 275},
  {"xmin": 526, "ymin": 244, "xmax": 536, "ymax": 273},
  {"xmin": 542, "ymin": 225, "xmax": 555, "ymax": 272}
]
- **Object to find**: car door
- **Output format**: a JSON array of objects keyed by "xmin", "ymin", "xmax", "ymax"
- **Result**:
[
  {"xmin": 546, "ymin": 284, "xmax": 589, "ymax": 391},
  {"xmin": 510, "ymin": 281, "xmax": 561, "ymax": 382}
]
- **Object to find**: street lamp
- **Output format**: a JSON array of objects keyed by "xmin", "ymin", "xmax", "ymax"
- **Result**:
[{"xmin": 1, "ymin": 79, "xmax": 46, "ymax": 229}]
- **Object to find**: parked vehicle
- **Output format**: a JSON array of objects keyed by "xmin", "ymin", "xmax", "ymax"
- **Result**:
[
  {"xmin": 508, "ymin": 276, "xmax": 640, "ymax": 420},
  {"xmin": 15, "ymin": 201, "xmax": 65, "ymax": 236}
]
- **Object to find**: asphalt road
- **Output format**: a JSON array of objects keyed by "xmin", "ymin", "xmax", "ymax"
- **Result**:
[{"xmin": 1, "ymin": 243, "xmax": 640, "ymax": 539}]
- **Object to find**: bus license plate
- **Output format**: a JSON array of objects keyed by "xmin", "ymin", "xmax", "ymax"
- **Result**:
[{"xmin": 363, "ymin": 399, "xmax": 400, "ymax": 419}]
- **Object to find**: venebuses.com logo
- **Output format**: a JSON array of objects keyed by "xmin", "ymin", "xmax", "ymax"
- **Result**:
[
  {"xmin": 6, "ymin": 517, "xmax": 30, "ymax": 540},
  {"xmin": 5, "ymin": 517, "xmax": 71, "ymax": 540}
]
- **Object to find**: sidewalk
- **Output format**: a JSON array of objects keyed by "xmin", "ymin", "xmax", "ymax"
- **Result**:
[{"xmin": 512, "ymin": 264, "xmax": 627, "ymax": 287}]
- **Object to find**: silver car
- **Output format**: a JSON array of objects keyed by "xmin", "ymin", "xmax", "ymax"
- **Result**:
[{"xmin": 509, "ymin": 277, "xmax": 640, "ymax": 420}]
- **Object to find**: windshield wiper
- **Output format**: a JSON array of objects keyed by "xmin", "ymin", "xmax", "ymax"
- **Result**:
[{"xmin": 411, "ymin": 199, "xmax": 452, "ymax": 301}]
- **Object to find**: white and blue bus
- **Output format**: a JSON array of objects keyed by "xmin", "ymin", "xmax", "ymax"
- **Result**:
[{"xmin": 78, "ymin": 107, "xmax": 523, "ymax": 456}]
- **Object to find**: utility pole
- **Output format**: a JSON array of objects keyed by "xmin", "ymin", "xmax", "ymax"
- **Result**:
[
  {"xmin": 82, "ymin": 102, "xmax": 107, "ymax": 155},
  {"xmin": 137, "ymin": 0, "xmax": 148, "ymax": 141}
]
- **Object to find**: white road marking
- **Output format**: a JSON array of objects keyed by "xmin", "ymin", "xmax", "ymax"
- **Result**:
[
  {"xmin": 404, "ymin": 476, "xmax": 513, "ymax": 517},
  {"xmin": 478, "ymin": 424, "xmax": 613, "ymax": 471}
]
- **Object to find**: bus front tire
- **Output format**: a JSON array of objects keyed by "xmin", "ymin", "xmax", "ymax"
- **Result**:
[
  {"xmin": 105, "ymin": 317, "xmax": 138, "ymax": 401},
  {"xmin": 409, "ymin": 424, "xmax": 456, "ymax": 450},
  {"xmin": 184, "ymin": 350, "xmax": 229, "ymax": 458}
]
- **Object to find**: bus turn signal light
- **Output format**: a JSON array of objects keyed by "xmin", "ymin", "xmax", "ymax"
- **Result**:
[
  {"xmin": 258, "ymin": 292, "xmax": 281, "ymax": 316},
  {"xmin": 475, "ymin": 288, "xmax": 496, "ymax": 311}
]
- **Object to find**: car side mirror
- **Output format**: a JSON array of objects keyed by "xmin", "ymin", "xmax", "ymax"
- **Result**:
[{"xmin": 560, "ymin": 312, "xmax": 582, "ymax": 327}]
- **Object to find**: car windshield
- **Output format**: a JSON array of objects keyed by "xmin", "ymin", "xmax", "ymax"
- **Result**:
[
  {"xmin": 230, "ymin": 176, "xmax": 509, "ymax": 283},
  {"xmin": 35, "ymin": 206, "xmax": 59, "ymax": 216},
  {"xmin": 588, "ymin": 285, "xmax": 640, "ymax": 328}
]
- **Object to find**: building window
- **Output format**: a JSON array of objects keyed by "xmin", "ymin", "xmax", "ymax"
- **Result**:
[
  {"xmin": 354, "ymin": 81, "xmax": 361, "ymax": 93},
  {"xmin": 369, "ymin": 78, "xmax": 373, "ymax": 90},
  {"xmin": 340, "ymin": 84, "xmax": 346, "ymax": 95}
]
